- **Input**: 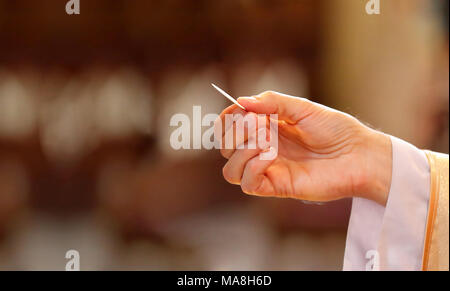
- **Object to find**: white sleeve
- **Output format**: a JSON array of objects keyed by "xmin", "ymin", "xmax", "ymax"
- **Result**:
[{"xmin": 343, "ymin": 136, "xmax": 431, "ymax": 271}]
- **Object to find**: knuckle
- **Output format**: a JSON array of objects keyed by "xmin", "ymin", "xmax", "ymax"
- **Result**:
[
  {"xmin": 298, "ymin": 96, "xmax": 308, "ymax": 102},
  {"xmin": 259, "ymin": 90, "xmax": 275, "ymax": 99}
]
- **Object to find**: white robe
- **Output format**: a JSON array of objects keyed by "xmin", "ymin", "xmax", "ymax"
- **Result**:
[{"xmin": 344, "ymin": 136, "xmax": 431, "ymax": 271}]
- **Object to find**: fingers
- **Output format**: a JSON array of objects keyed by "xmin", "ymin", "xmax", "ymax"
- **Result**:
[
  {"xmin": 217, "ymin": 100, "xmax": 278, "ymax": 196},
  {"xmin": 237, "ymin": 91, "xmax": 315, "ymax": 124},
  {"xmin": 240, "ymin": 147, "xmax": 277, "ymax": 196},
  {"xmin": 222, "ymin": 147, "xmax": 262, "ymax": 185},
  {"xmin": 220, "ymin": 113, "xmax": 267, "ymax": 159},
  {"xmin": 221, "ymin": 127, "xmax": 269, "ymax": 182},
  {"xmin": 214, "ymin": 104, "xmax": 246, "ymax": 141},
  {"xmin": 222, "ymin": 142, "xmax": 276, "ymax": 196},
  {"xmin": 214, "ymin": 104, "xmax": 244, "ymax": 156},
  {"xmin": 215, "ymin": 105, "xmax": 269, "ymax": 159}
]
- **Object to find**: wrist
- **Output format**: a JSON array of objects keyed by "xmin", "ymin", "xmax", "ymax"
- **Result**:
[{"xmin": 357, "ymin": 129, "xmax": 393, "ymax": 206}]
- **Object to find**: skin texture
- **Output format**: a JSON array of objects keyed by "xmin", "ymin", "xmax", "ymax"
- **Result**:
[{"xmin": 216, "ymin": 91, "xmax": 392, "ymax": 206}]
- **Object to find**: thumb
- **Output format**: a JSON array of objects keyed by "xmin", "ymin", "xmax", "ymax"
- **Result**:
[{"xmin": 237, "ymin": 91, "xmax": 314, "ymax": 124}]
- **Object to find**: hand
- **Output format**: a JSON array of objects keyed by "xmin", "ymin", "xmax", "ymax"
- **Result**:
[{"xmin": 216, "ymin": 91, "xmax": 392, "ymax": 206}]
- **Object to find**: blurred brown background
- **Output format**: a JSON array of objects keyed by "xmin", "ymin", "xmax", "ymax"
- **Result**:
[{"xmin": 0, "ymin": 0, "xmax": 448, "ymax": 270}]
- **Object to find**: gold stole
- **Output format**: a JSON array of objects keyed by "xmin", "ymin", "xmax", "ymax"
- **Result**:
[{"xmin": 422, "ymin": 151, "xmax": 449, "ymax": 271}]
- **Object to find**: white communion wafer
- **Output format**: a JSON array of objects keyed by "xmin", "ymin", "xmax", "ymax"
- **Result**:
[{"xmin": 211, "ymin": 83, "xmax": 246, "ymax": 110}]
